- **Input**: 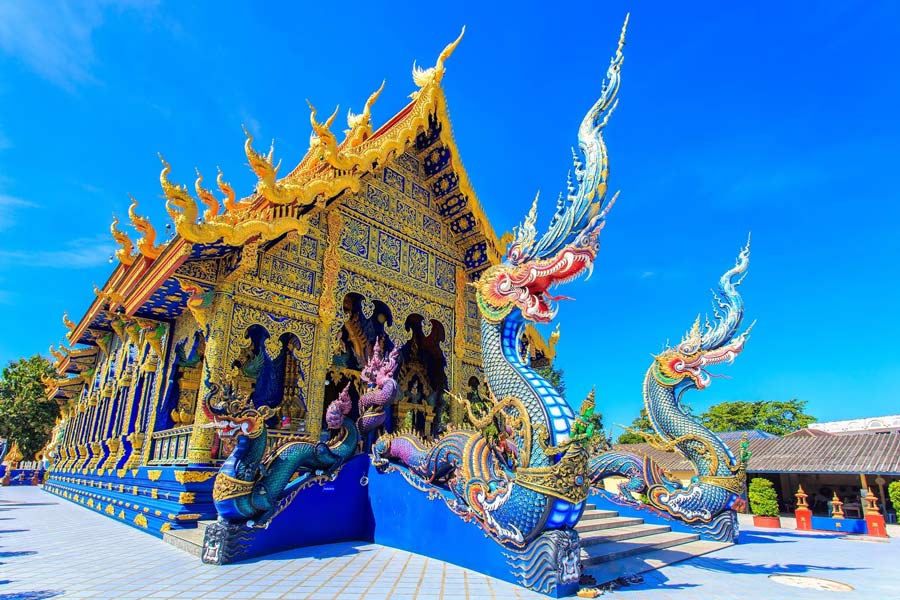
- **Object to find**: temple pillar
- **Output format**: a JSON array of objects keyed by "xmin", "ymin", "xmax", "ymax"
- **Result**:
[
  {"xmin": 307, "ymin": 210, "xmax": 342, "ymax": 438},
  {"xmin": 185, "ymin": 287, "xmax": 235, "ymax": 465}
]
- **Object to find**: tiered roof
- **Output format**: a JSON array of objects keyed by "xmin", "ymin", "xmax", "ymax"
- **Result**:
[{"xmin": 51, "ymin": 30, "xmax": 503, "ymax": 376}]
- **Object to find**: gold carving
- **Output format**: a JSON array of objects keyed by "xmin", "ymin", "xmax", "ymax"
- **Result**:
[
  {"xmin": 516, "ymin": 445, "xmax": 590, "ymax": 504},
  {"xmin": 178, "ymin": 492, "xmax": 196, "ymax": 504},
  {"xmin": 128, "ymin": 195, "xmax": 164, "ymax": 259},
  {"xmin": 146, "ymin": 470, "xmax": 162, "ymax": 481},
  {"xmin": 212, "ymin": 472, "xmax": 255, "ymax": 502},
  {"xmin": 174, "ymin": 470, "xmax": 218, "ymax": 484},
  {"xmin": 133, "ymin": 514, "xmax": 148, "ymax": 528}
]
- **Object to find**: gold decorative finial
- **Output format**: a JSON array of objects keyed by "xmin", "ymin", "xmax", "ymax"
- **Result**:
[
  {"xmin": 49, "ymin": 344, "xmax": 65, "ymax": 362},
  {"xmin": 345, "ymin": 80, "xmax": 385, "ymax": 146},
  {"xmin": 128, "ymin": 194, "xmax": 163, "ymax": 259},
  {"xmin": 110, "ymin": 214, "xmax": 136, "ymax": 266},
  {"xmin": 216, "ymin": 166, "xmax": 249, "ymax": 214},
  {"xmin": 63, "ymin": 311, "xmax": 77, "ymax": 332},
  {"xmin": 194, "ymin": 169, "xmax": 221, "ymax": 222},
  {"xmin": 411, "ymin": 26, "xmax": 465, "ymax": 95},
  {"xmin": 243, "ymin": 125, "xmax": 280, "ymax": 182}
]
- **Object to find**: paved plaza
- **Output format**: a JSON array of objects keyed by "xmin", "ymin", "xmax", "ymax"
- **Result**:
[{"xmin": 1, "ymin": 487, "xmax": 898, "ymax": 600}]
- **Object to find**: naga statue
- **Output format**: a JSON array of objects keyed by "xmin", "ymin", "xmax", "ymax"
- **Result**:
[
  {"xmin": 588, "ymin": 240, "xmax": 754, "ymax": 542},
  {"xmin": 205, "ymin": 338, "xmax": 399, "ymax": 526},
  {"xmin": 371, "ymin": 19, "xmax": 626, "ymax": 557}
]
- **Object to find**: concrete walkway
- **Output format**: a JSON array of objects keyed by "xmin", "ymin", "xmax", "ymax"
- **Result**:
[{"xmin": 1, "ymin": 486, "xmax": 899, "ymax": 599}]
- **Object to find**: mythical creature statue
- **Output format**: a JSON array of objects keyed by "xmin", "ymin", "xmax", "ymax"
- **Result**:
[
  {"xmin": 205, "ymin": 339, "xmax": 398, "ymax": 526},
  {"xmin": 371, "ymin": 19, "xmax": 626, "ymax": 551},
  {"xmin": 588, "ymin": 240, "xmax": 753, "ymax": 541},
  {"xmin": 356, "ymin": 338, "xmax": 400, "ymax": 435}
]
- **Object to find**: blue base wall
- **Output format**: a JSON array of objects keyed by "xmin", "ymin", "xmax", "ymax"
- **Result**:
[
  {"xmin": 811, "ymin": 516, "xmax": 867, "ymax": 534},
  {"xmin": 369, "ymin": 465, "xmax": 580, "ymax": 598},
  {"xmin": 202, "ymin": 454, "xmax": 375, "ymax": 564}
]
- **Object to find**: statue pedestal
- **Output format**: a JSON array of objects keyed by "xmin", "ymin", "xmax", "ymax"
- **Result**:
[
  {"xmin": 369, "ymin": 465, "xmax": 581, "ymax": 598},
  {"xmin": 794, "ymin": 507, "xmax": 813, "ymax": 531},
  {"xmin": 866, "ymin": 513, "xmax": 889, "ymax": 538},
  {"xmin": 201, "ymin": 454, "xmax": 374, "ymax": 565}
]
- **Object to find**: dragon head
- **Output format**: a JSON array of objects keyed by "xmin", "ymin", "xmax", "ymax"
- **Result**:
[
  {"xmin": 654, "ymin": 239, "xmax": 754, "ymax": 390},
  {"xmin": 475, "ymin": 21, "xmax": 627, "ymax": 324},
  {"xmin": 202, "ymin": 381, "xmax": 274, "ymax": 439},
  {"xmin": 361, "ymin": 337, "xmax": 399, "ymax": 388}
]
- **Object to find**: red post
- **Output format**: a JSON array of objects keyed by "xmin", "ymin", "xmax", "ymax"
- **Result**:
[
  {"xmin": 794, "ymin": 485, "xmax": 813, "ymax": 531},
  {"xmin": 864, "ymin": 487, "xmax": 889, "ymax": 538}
]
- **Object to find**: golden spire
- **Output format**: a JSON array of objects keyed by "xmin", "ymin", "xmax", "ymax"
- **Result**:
[
  {"xmin": 110, "ymin": 214, "xmax": 135, "ymax": 266},
  {"xmin": 194, "ymin": 168, "xmax": 221, "ymax": 222},
  {"xmin": 411, "ymin": 26, "xmax": 465, "ymax": 95},
  {"xmin": 345, "ymin": 80, "xmax": 385, "ymax": 146},
  {"xmin": 128, "ymin": 194, "xmax": 163, "ymax": 259}
]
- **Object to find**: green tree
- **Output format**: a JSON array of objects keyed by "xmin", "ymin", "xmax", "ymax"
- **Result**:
[
  {"xmin": 888, "ymin": 481, "xmax": 900, "ymax": 515},
  {"xmin": 0, "ymin": 355, "xmax": 58, "ymax": 460},
  {"xmin": 748, "ymin": 477, "xmax": 780, "ymax": 516},
  {"xmin": 700, "ymin": 399, "xmax": 816, "ymax": 436},
  {"xmin": 617, "ymin": 408, "xmax": 654, "ymax": 444}
]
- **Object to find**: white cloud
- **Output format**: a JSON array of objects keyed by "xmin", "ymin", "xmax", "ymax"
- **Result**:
[
  {"xmin": 0, "ymin": 234, "xmax": 115, "ymax": 269},
  {"xmin": 0, "ymin": 194, "xmax": 37, "ymax": 229},
  {"xmin": 0, "ymin": 1, "xmax": 158, "ymax": 91}
]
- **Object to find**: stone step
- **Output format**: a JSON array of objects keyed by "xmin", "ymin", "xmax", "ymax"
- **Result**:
[
  {"xmin": 585, "ymin": 503, "xmax": 596, "ymax": 510},
  {"xmin": 579, "ymin": 509, "xmax": 619, "ymax": 520},
  {"xmin": 583, "ymin": 539, "xmax": 731, "ymax": 584},
  {"xmin": 163, "ymin": 527, "xmax": 203, "ymax": 557},
  {"xmin": 581, "ymin": 531, "xmax": 700, "ymax": 566},
  {"xmin": 576, "ymin": 516, "xmax": 644, "ymax": 533},
  {"xmin": 580, "ymin": 523, "xmax": 672, "ymax": 545}
]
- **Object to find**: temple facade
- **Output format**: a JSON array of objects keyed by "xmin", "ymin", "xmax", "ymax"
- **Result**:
[{"xmin": 40, "ymin": 35, "xmax": 555, "ymax": 535}]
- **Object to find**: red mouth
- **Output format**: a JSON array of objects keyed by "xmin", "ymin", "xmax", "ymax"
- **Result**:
[{"xmin": 519, "ymin": 248, "xmax": 596, "ymax": 322}]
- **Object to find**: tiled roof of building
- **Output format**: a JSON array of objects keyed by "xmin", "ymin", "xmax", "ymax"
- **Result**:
[
  {"xmin": 613, "ymin": 431, "xmax": 900, "ymax": 477},
  {"xmin": 741, "ymin": 432, "xmax": 900, "ymax": 475},
  {"xmin": 610, "ymin": 444, "xmax": 694, "ymax": 473},
  {"xmin": 715, "ymin": 429, "xmax": 779, "ymax": 441}
]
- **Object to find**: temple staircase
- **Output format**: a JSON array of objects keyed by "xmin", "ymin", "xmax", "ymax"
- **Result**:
[{"xmin": 578, "ymin": 503, "xmax": 730, "ymax": 584}]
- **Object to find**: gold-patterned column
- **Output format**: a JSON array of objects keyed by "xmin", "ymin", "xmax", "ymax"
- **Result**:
[
  {"xmin": 306, "ymin": 210, "xmax": 343, "ymax": 437},
  {"xmin": 185, "ymin": 286, "xmax": 235, "ymax": 464}
]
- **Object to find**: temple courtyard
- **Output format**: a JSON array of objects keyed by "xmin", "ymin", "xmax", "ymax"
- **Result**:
[{"xmin": 1, "ymin": 487, "xmax": 898, "ymax": 600}]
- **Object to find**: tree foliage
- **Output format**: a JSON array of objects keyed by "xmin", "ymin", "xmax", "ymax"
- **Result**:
[
  {"xmin": 699, "ymin": 399, "xmax": 816, "ymax": 436},
  {"xmin": 748, "ymin": 477, "xmax": 780, "ymax": 517},
  {"xmin": 617, "ymin": 408, "xmax": 654, "ymax": 444},
  {"xmin": 0, "ymin": 355, "xmax": 58, "ymax": 460},
  {"xmin": 888, "ymin": 481, "xmax": 900, "ymax": 515}
]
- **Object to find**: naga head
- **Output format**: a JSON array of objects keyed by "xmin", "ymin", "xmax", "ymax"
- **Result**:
[
  {"xmin": 475, "ymin": 18, "xmax": 627, "ymax": 324},
  {"xmin": 325, "ymin": 382, "xmax": 353, "ymax": 430},
  {"xmin": 202, "ymin": 381, "xmax": 274, "ymax": 439},
  {"xmin": 361, "ymin": 337, "xmax": 399, "ymax": 388},
  {"xmin": 654, "ymin": 239, "xmax": 754, "ymax": 390}
]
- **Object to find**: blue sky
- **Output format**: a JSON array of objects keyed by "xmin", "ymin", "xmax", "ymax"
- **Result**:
[{"xmin": 1, "ymin": 1, "xmax": 898, "ymax": 434}]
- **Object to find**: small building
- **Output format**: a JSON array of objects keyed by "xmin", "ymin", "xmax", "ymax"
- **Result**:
[{"xmin": 612, "ymin": 431, "xmax": 900, "ymax": 520}]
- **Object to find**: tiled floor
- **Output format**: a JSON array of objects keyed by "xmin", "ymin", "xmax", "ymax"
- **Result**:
[{"xmin": 2, "ymin": 486, "xmax": 899, "ymax": 599}]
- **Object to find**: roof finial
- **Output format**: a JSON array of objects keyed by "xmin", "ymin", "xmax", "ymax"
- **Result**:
[
  {"xmin": 128, "ymin": 193, "xmax": 163, "ymax": 259},
  {"xmin": 110, "ymin": 214, "xmax": 135, "ymax": 266},
  {"xmin": 411, "ymin": 26, "xmax": 466, "ymax": 95},
  {"xmin": 194, "ymin": 168, "xmax": 222, "ymax": 221}
]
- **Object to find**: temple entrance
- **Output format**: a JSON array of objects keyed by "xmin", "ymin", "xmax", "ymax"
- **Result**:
[
  {"xmin": 326, "ymin": 294, "xmax": 449, "ymax": 441},
  {"xmin": 394, "ymin": 315, "xmax": 448, "ymax": 439}
]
